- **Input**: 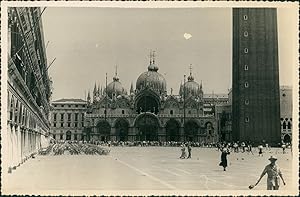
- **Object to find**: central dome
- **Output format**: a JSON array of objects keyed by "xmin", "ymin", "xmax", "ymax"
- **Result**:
[{"xmin": 136, "ymin": 61, "xmax": 166, "ymax": 95}]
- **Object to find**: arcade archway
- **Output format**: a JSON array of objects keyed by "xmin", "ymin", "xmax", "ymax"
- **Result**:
[
  {"xmin": 166, "ymin": 119, "xmax": 180, "ymax": 141},
  {"xmin": 135, "ymin": 113, "xmax": 159, "ymax": 141},
  {"xmin": 66, "ymin": 131, "xmax": 71, "ymax": 141},
  {"xmin": 115, "ymin": 118, "xmax": 129, "ymax": 141},
  {"xmin": 136, "ymin": 95, "xmax": 160, "ymax": 114},
  {"xmin": 184, "ymin": 120, "xmax": 199, "ymax": 142},
  {"xmin": 97, "ymin": 120, "xmax": 111, "ymax": 141},
  {"xmin": 283, "ymin": 134, "xmax": 291, "ymax": 144}
]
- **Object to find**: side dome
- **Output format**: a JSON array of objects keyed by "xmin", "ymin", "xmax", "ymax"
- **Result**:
[
  {"xmin": 106, "ymin": 75, "xmax": 127, "ymax": 98},
  {"xmin": 179, "ymin": 72, "xmax": 201, "ymax": 98},
  {"xmin": 136, "ymin": 54, "xmax": 166, "ymax": 95}
]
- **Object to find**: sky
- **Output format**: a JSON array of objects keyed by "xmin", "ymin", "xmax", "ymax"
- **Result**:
[{"xmin": 41, "ymin": 7, "xmax": 297, "ymax": 101}]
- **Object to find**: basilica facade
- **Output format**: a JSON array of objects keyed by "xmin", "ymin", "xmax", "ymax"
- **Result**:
[{"xmin": 83, "ymin": 53, "xmax": 224, "ymax": 143}]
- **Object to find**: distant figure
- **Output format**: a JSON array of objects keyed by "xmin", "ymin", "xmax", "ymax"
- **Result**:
[
  {"xmin": 258, "ymin": 144, "xmax": 263, "ymax": 156},
  {"xmin": 253, "ymin": 156, "xmax": 286, "ymax": 190},
  {"xmin": 265, "ymin": 143, "xmax": 269, "ymax": 151},
  {"xmin": 187, "ymin": 144, "xmax": 192, "ymax": 159},
  {"xmin": 247, "ymin": 143, "xmax": 254, "ymax": 155},
  {"xmin": 282, "ymin": 143, "xmax": 286, "ymax": 154},
  {"xmin": 219, "ymin": 148, "xmax": 230, "ymax": 171},
  {"xmin": 233, "ymin": 143, "xmax": 238, "ymax": 153},
  {"xmin": 179, "ymin": 144, "xmax": 186, "ymax": 159},
  {"xmin": 241, "ymin": 142, "xmax": 246, "ymax": 152}
]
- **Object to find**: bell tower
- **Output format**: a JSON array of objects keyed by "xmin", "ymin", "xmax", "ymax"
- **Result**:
[{"xmin": 232, "ymin": 8, "xmax": 281, "ymax": 145}]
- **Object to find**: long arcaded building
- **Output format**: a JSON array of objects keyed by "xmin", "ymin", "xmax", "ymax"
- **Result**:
[{"xmin": 3, "ymin": 7, "xmax": 52, "ymax": 174}]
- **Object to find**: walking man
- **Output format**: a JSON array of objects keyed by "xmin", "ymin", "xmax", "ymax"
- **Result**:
[
  {"xmin": 219, "ymin": 148, "xmax": 230, "ymax": 171},
  {"xmin": 179, "ymin": 144, "xmax": 186, "ymax": 159},
  {"xmin": 258, "ymin": 144, "xmax": 263, "ymax": 156},
  {"xmin": 254, "ymin": 156, "xmax": 286, "ymax": 190},
  {"xmin": 187, "ymin": 143, "xmax": 192, "ymax": 159}
]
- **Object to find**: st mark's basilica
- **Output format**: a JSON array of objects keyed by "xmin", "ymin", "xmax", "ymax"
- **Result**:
[{"xmin": 83, "ymin": 52, "xmax": 224, "ymax": 143}]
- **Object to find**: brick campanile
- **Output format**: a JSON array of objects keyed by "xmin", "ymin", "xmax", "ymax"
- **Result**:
[{"xmin": 232, "ymin": 8, "xmax": 281, "ymax": 145}]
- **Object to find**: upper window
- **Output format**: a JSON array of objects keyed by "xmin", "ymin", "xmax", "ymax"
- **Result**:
[
  {"xmin": 245, "ymin": 82, "xmax": 249, "ymax": 88},
  {"xmin": 53, "ymin": 113, "xmax": 57, "ymax": 121},
  {"xmin": 243, "ymin": 31, "xmax": 249, "ymax": 37},
  {"xmin": 244, "ymin": 65, "xmax": 249, "ymax": 71},
  {"xmin": 244, "ymin": 48, "xmax": 249, "ymax": 54},
  {"xmin": 245, "ymin": 117, "xmax": 249, "ymax": 123},
  {"xmin": 243, "ymin": 15, "xmax": 248, "ymax": 20},
  {"xmin": 75, "ymin": 113, "xmax": 78, "ymax": 121},
  {"xmin": 170, "ymin": 110, "xmax": 173, "ymax": 115},
  {"xmin": 122, "ymin": 110, "xmax": 125, "ymax": 114},
  {"xmin": 245, "ymin": 99, "xmax": 249, "ymax": 105}
]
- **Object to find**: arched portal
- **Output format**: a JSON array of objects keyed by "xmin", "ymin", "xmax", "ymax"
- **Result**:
[
  {"xmin": 115, "ymin": 118, "xmax": 129, "ymax": 141},
  {"xmin": 205, "ymin": 122, "xmax": 214, "ymax": 136},
  {"xmin": 283, "ymin": 134, "xmax": 291, "ymax": 144},
  {"xmin": 166, "ymin": 119, "xmax": 180, "ymax": 141},
  {"xmin": 66, "ymin": 131, "xmax": 71, "ymax": 141},
  {"xmin": 184, "ymin": 120, "xmax": 199, "ymax": 142},
  {"xmin": 136, "ymin": 95, "xmax": 160, "ymax": 114},
  {"xmin": 97, "ymin": 120, "xmax": 111, "ymax": 141},
  {"xmin": 135, "ymin": 113, "xmax": 159, "ymax": 141}
]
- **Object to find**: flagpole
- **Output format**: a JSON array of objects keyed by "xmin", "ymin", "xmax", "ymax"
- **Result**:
[
  {"xmin": 183, "ymin": 74, "xmax": 186, "ymax": 142},
  {"xmin": 105, "ymin": 73, "xmax": 107, "ymax": 121}
]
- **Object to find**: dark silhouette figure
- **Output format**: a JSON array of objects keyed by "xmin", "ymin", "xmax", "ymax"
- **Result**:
[
  {"xmin": 219, "ymin": 148, "xmax": 230, "ymax": 171},
  {"xmin": 187, "ymin": 144, "xmax": 192, "ymax": 159}
]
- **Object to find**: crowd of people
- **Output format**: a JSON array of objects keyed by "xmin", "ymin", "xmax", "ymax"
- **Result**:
[
  {"xmin": 215, "ymin": 141, "xmax": 291, "ymax": 155},
  {"xmin": 39, "ymin": 141, "xmax": 110, "ymax": 156}
]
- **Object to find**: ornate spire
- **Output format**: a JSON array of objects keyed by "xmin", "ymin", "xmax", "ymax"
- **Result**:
[
  {"xmin": 179, "ymin": 81, "xmax": 183, "ymax": 95},
  {"xmin": 93, "ymin": 82, "xmax": 97, "ymax": 93},
  {"xmin": 97, "ymin": 83, "xmax": 100, "ymax": 96},
  {"xmin": 113, "ymin": 64, "xmax": 119, "ymax": 81},
  {"xmin": 87, "ymin": 90, "xmax": 91, "ymax": 102},
  {"xmin": 187, "ymin": 64, "xmax": 194, "ymax": 81},
  {"xmin": 149, "ymin": 50, "xmax": 152, "ymax": 65},
  {"xmin": 93, "ymin": 83, "xmax": 97, "ymax": 101},
  {"xmin": 130, "ymin": 82, "xmax": 134, "ymax": 94},
  {"xmin": 152, "ymin": 50, "xmax": 156, "ymax": 65},
  {"xmin": 148, "ymin": 50, "xmax": 158, "ymax": 72}
]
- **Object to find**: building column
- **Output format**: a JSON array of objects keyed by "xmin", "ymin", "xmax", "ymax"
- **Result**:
[
  {"xmin": 111, "ymin": 127, "xmax": 116, "ymax": 141},
  {"xmin": 17, "ymin": 126, "xmax": 22, "ymax": 165},
  {"xmin": 128, "ymin": 127, "xmax": 135, "ymax": 141},
  {"xmin": 179, "ymin": 127, "xmax": 185, "ymax": 142},
  {"xmin": 158, "ymin": 127, "xmax": 166, "ymax": 142},
  {"xmin": 7, "ymin": 124, "xmax": 13, "ymax": 173}
]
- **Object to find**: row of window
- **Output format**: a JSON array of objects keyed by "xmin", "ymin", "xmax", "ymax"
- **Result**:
[
  {"xmin": 53, "ymin": 104, "xmax": 86, "ymax": 108},
  {"xmin": 52, "ymin": 122, "xmax": 84, "ymax": 128},
  {"xmin": 53, "ymin": 134, "xmax": 83, "ymax": 141},
  {"xmin": 53, "ymin": 113, "xmax": 84, "ymax": 121},
  {"xmin": 282, "ymin": 121, "xmax": 292, "ymax": 130}
]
